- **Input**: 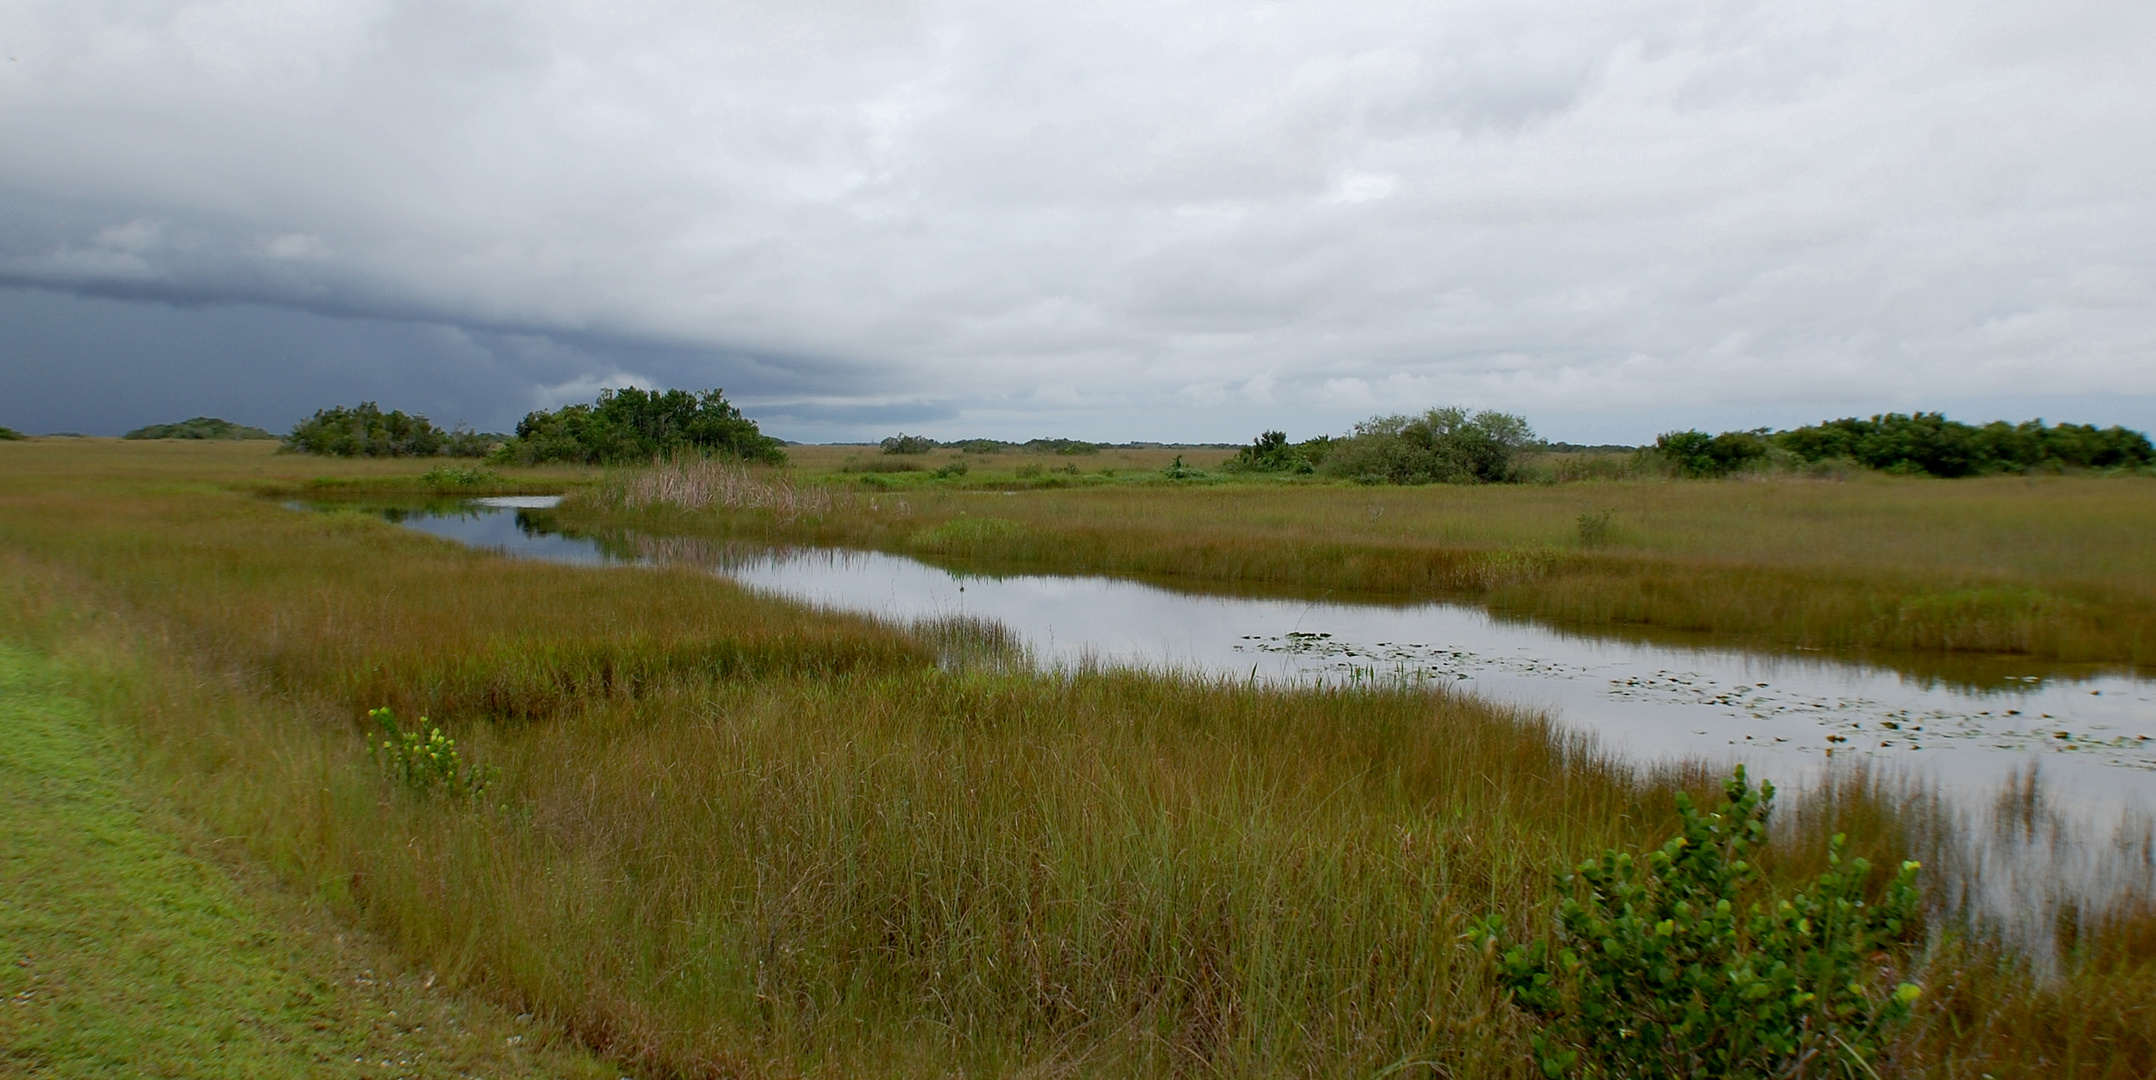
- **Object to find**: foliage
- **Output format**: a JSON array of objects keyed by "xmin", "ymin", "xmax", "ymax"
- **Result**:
[
  {"xmin": 505, "ymin": 387, "xmax": 785, "ymax": 466},
  {"xmin": 1162, "ymin": 454, "xmax": 1204, "ymax": 479},
  {"xmin": 1776, "ymin": 414, "xmax": 2154, "ymax": 478},
  {"xmin": 123, "ymin": 416, "xmax": 276, "ymax": 440},
  {"xmin": 880, "ymin": 433, "xmax": 938, "ymax": 454},
  {"xmin": 931, "ymin": 460, "xmax": 969, "ymax": 479},
  {"xmin": 1024, "ymin": 437, "xmax": 1099, "ymax": 455},
  {"xmin": 1476, "ymin": 769, "xmax": 1923, "ymax": 1079},
  {"xmin": 369, "ymin": 707, "xmax": 495, "ymax": 799},
  {"xmin": 949, "ymin": 438, "xmax": 1015, "ymax": 454},
  {"xmin": 1223, "ymin": 430, "xmax": 1317, "ymax": 474},
  {"xmin": 1655, "ymin": 429, "xmax": 1770, "ymax": 478},
  {"xmin": 1575, "ymin": 510, "xmax": 1615, "ymax": 547},
  {"xmin": 283, "ymin": 402, "xmax": 492, "ymax": 458},
  {"xmin": 420, "ymin": 464, "xmax": 503, "ymax": 488},
  {"xmin": 1318, "ymin": 407, "xmax": 1536, "ymax": 484},
  {"xmin": 0, "ymin": 425, "xmax": 22, "ymax": 440}
]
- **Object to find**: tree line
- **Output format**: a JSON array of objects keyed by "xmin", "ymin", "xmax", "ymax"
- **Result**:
[{"xmin": 280, "ymin": 388, "xmax": 786, "ymax": 464}]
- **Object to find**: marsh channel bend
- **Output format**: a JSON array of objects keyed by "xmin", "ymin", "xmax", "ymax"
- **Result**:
[{"xmin": 357, "ymin": 496, "xmax": 2156, "ymax": 932}]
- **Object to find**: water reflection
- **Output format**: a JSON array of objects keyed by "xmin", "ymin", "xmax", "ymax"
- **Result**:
[{"xmin": 325, "ymin": 497, "xmax": 2156, "ymax": 946}]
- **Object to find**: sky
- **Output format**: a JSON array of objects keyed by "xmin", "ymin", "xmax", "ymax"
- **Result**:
[{"xmin": 2, "ymin": 0, "xmax": 2152, "ymax": 445}]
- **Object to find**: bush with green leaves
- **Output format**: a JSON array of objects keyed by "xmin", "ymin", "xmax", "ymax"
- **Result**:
[
  {"xmin": 370, "ymin": 707, "xmax": 496, "ymax": 799},
  {"xmin": 1775, "ymin": 413, "xmax": 2153, "ymax": 477},
  {"xmin": 1655, "ymin": 429, "xmax": 1770, "ymax": 478},
  {"xmin": 284, "ymin": 402, "xmax": 491, "ymax": 458},
  {"xmin": 1223, "ymin": 430, "xmax": 1317, "ymax": 474},
  {"xmin": 1473, "ymin": 768, "xmax": 1922, "ymax": 1079},
  {"xmin": 0, "ymin": 425, "xmax": 22, "ymax": 441},
  {"xmin": 505, "ymin": 387, "xmax": 785, "ymax": 466},
  {"xmin": 880, "ymin": 433, "xmax": 938, "ymax": 454},
  {"xmin": 1319, "ymin": 407, "xmax": 1535, "ymax": 484},
  {"xmin": 123, "ymin": 416, "xmax": 276, "ymax": 440}
]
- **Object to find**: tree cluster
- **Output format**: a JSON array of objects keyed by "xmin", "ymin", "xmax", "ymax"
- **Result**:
[
  {"xmin": 124, "ymin": 416, "xmax": 276, "ymax": 440},
  {"xmin": 1659, "ymin": 413, "xmax": 2155, "ymax": 478},
  {"xmin": 283, "ymin": 403, "xmax": 496, "ymax": 458},
  {"xmin": 504, "ymin": 388, "xmax": 785, "ymax": 466},
  {"xmin": 1314, "ymin": 407, "xmax": 1536, "ymax": 484},
  {"xmin": 0, "ymin": 425, "xmax": 23, "ymax": 441}
]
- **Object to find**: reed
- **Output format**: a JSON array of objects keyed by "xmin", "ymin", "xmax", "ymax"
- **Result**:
[
  {"xmin": 582, "ymin": 458, "xmax": 2156, "ymax": 670},
  {"xmin": 2, "ymin": 439, "xmax": 2152, "ymax": 1077}
]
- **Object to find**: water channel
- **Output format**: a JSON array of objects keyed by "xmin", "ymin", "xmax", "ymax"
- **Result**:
[{"xmin": 352, "ymin": 496, "xmax": 2156, "ymax": 949}]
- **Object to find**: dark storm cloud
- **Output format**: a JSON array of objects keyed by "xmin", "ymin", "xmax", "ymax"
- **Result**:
[{"xmin": 1, "ymin": 0, "xmax": 2152, "ymax": 442}]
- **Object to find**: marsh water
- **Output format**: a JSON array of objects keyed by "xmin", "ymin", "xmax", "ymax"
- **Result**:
[{"xmin": 362, "ymin": 496, "xmax": 2156, "ymax": 949}]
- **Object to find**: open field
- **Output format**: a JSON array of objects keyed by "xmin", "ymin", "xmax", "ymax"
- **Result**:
[
  {"xmin": 569, "ymin": 454, "xmax": 2156, "ymax": 673},
  {"xmin": 1, "ymin": 439, "xmax": 2153, "ymax": 1077}
]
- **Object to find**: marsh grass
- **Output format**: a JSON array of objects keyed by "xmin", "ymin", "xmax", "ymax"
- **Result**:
[
  {"xmin": 2, "ymin": 440, "xmax": 2153, "ymax": 1077},
  {"xmin": 583, "ymin": 459, "xmax": 2156, "ymax": 670}
]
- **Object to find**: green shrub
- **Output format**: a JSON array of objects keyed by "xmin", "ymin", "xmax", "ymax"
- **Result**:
[
  {"xmin": 369, "ymin": 707, "xmax": 495, "ymax": 799},
  {"xmin": 122, "ymin": 416, "xmax": 276, "ymax": 440},
  {"xmin": 931, "ymin": 461, "xmax": 969, "ymax": 479},
  {"xmin": 504, "ymin": 387, "xmax": 785, "ymax": 466},
  {"xmin": 1655, "ymin": 429, "xmax": 1770, "ymax": 478},
  {"xmin": 284, "ymin": 403, "xmax": 477, "ymax": 457},
  {"xmin": 1023, "ymin": 437, "xmax": 1099, "ymax": 455},
  {"xmin": 420, "ymin": 464, "xmax": 501, "ymax": 488},
  {"xmin": 1776, "ymin": 413, "xmax": 2153, "ymax": 477},
  {"xmin": 1474, "ymin": 768, "xmax": 1922, "ymax": 1079},
  {"xmin": 880, "ymin": 433, "xmax": 938, "ymax": 454},
  {"xmin": 0, "ymin": 425, "xmax": 22, "ymax": 441},
  {"xmin": 1318, "ymin": 407, "xmax": 1535, "ymax": 484},
  {"xmin": 1222, "ymin": 430, "xmax": 1315, "ymax": 474}
]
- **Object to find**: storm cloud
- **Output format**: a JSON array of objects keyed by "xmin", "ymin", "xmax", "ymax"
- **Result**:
[{"xmin": 2, "ymin": 0, "xmax": 2152, "ymax": 441}]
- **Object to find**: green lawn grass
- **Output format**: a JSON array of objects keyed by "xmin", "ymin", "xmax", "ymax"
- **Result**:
[{"xmin": 0, "ymin": 641, "xmax": 609, "ymax": 1079}]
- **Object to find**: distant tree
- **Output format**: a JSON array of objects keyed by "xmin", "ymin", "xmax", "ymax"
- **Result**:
[
  {"xmin": 1654, "ymin": 429, "xmax": 1769, "ymax": 478},
  {"xmin": 1023, "ymin": 438, "xmax": 1100, "ymax": 455},
  {"xmin": 1774, "ymin": 413, "xmax": 2152, "ymax": 477},
  {"xmin": 1223, "ymin": 430, "xmax": 1316, "ymax": 474},
  {"xmin": 284, "ymin": 403, "xmax": 465, "ymax": 457},
  {"xmin": 949, "ymin": 438, "xmax": 1014, "ymax": 454},
  {"xmin": 880, "ymin": 433, "xmax": 938, "ymax": 454},
  {"xmin": 0, "ymin": 425, "xmax": 22, "ymax": 441},
  {"xmin": 505, "ymin": 387, "xmax": 784, "ymax": 465},
  {"xmin": 124, "ymin": 417, "xmax": 276, "ymax": 440},
  {"xmin": 1319, "ymin": 407, "xmax": 1536, "ymax": 484}
]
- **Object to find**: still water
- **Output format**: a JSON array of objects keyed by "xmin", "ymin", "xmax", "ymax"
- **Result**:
[{"xmin": 379, "ymin": 496, "xmax": 2156, "ymax": 941}]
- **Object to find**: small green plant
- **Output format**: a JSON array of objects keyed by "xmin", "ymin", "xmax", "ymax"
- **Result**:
[
  {"xmin": 932, "ymin": 461, "xmax": 970, "ymax": 479},
  {"xmin": 420, "ymin": 464, "xmax": 501, "ymax": 488},
  {"xmin": 370, "ymin": 707, "xmax": 496, "ymax": 798},
  {"xmin": 1163, "ymin": 455, "xmax": 1200, "ymax": 480},
  {"xmin": 1473, "ymin": 768, "xmax": 1921, "ymax": 1079},
  {"xmin": 1575, "ymin": 510, "xmax": 1615, "ymax": 548}
]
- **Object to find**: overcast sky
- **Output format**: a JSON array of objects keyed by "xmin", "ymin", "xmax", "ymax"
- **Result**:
[{"xmin": 2, "ymin": 0, "xmax": 2152, "ymax": 444}]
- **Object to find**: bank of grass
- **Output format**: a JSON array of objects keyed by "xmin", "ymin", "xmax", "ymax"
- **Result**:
[
  {"xmin": 574, "ymin": 457, "xmax": 2156, "ymax": 671},
  {"xmin": 1, "ymin": 439, "xmax": 2153, "ymax": 1076},
  {"xmin": 0, "ymin": 641, "xmax": 608, "ymax": 1079}
]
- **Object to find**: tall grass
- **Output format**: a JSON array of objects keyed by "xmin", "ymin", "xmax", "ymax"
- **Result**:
[
  {"xmin": 2, "ymin": 440, "xmax": 2153, "ymax": 1077},
  {"xmin": 584, "ymin": 459, "xmax": 2156, "ymax": 670}
]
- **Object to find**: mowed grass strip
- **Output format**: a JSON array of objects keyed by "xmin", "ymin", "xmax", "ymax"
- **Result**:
[{"xmin": 0, "ymin": 642, "xmax": 608, "ymax": 1079}]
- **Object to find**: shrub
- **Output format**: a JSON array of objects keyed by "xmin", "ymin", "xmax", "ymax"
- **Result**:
[
  {"xmin": 505, "ymin": 387, "xmax": 785, "ymax": 466},
  {"xmin": 0, "ymin": 425, "xmax": 22, "ymax": 441},
  {"xmin": 1775, "ymin": 413, "xmax": 2153, "ymax": 477},
  {"xmin": 1024, "ymin": 437, "xmax": 1099, "ymax": 455},
  {"xmin": 1318, "ymin": 407, "xmax": 1535, "ymax": 484},
  {"xmin": 1222, "ymin": 430, "xmax": 1315, "ymax": 474},
  {"xmin": 880, "ymin": 433, "xmax": 938, "ymax": 454},
  {"xmin": 284, "ymin": 402, "xmax": 465, "ymax": 457},
  {"xmin": 123, "ymin": 416, "xmax": 276, "ymax": 440},
  {"xmin": 931, "ymin": 461, "xmax": 969, "ymax": 479},
  {"xmin": 420, "ymin": 464, "xmax": 501, "ymax": 488},
  {"xmin": 1655, "ymin": 429, "xmax": 1770, "ymax": 478},
  {"xmin": 1474, "ymin": 768, "xmax": 1922, "ymax": 1080},
  {"xmin": 369, "ymin": 707, "xmax": 495, "ymax": 799}
]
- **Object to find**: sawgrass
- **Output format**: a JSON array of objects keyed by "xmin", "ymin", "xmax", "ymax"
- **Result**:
[
  {"xmin": 576, "ymin": 457, "xmax": 2156, "ymax": 671},
  {"xmin": 1, "ymin": 439, "xmax": 2152, "ymax": 1077}
]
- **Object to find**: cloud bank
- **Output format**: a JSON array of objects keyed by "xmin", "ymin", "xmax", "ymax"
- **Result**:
[{"xmin": 2, "ymin": 0, "xmax": 2152, "ymax": 440}]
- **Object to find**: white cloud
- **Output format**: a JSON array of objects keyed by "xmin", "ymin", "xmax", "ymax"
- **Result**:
[{"xmin": 0, "ymin": 0, "xmax": 2151, "ymax": 438}]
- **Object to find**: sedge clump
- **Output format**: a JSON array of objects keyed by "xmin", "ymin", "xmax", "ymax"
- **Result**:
[
  {"xmin": 1473, "ymin": 767, "xmax": 1922, "ymax": 1079},
  {"xmin": 370, "ymin": 706, "xmax": 496, "ymax": 799}
]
